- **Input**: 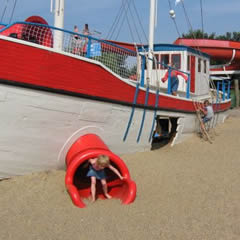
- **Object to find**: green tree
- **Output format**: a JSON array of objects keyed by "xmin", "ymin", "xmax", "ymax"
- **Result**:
[
  {"xmin": 93, "ymin": 51, "xmax": 136, "ymax": 78},
  {"xmin": 182, "ymin": 29, "xmax": 216, "ymax": 39},
  {"xmin": 182, "ymin": 29, "xmax": 240, "ymax": 42}
]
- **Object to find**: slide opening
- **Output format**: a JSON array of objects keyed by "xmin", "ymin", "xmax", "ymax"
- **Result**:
[
  {"xmin": 73, "ymin": 160, "xmax": 123, "ymax": 200},
  {"xmin": 65, "ymin": 133, "xmax": 136, "ymax": 208}
]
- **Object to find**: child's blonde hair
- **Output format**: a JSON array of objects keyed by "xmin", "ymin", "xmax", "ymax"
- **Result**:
[
  {"xmin": 96, "ymin": 155, "xmax": 110, "ymax": 167},
  {"xmin": 204, "ymin": 100, "xmax": 210, "ymax": 105}
]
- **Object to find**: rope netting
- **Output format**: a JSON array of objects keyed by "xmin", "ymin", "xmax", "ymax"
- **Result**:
[{"xmin": 0, "ymin": 22, "xmax": 138, "ymax": 80}]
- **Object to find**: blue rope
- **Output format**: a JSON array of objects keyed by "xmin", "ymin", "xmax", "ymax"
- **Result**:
[
  {"xmin": 137, "ymin": 86, "xmax": 150, "ymax": 143},
  {"xmin": 123, "ymin": 82, "xmax": 140, "ymax": 142},
  {"xmin": 148, "ymin": 89, "xmax": 159, "ymax": 142}
]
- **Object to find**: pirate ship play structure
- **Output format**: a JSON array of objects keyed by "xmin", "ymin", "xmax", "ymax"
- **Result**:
[{"xmin": 0, "ymin": 0, "xmax": 231, "ymax": 179}]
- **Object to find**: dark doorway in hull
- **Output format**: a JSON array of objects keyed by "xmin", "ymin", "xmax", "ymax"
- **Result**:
[{"xmin": 151, "ymin": 116, "xmax": 178, "ymax": 150}]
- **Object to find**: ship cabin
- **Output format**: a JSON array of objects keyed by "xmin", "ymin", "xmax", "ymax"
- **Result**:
[{"xmin": 137, "ymin": 44, "xmax": 210, "ymax": 99}]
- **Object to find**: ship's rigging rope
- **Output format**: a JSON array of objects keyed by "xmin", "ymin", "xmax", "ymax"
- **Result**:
[
  {"xmin": 132, "ymin": 0, "xmax": 148, "ymax": 43},
  {"xmin": 0, "ymin": 0, "xmax": 9, "ymax": 22},
  {"xmin": 115, "ymin": 0, "xmax": 137, "ymax": 42},
  {"xmin": 0, "ymin": 0, "xmax": 18, "ymax": 24},
  {"xmin": 200, "ymin": 0, "xmax": 204, "ymax": 33},
  {"xmin": 179, "ymin": 0, "xmax": 194, "ymax": 34},
  {"xmin": 182, "ymin": 0, "xmax": 221, "ymax": 132},
  {"xmin": 168, "ymin": 0, "xmax": 218, "ymax": 103},
  {"xmin": 106, "ymin": 0, "xmax": 128, "ymax": 40},
  {"xmin": 168, "ymin": 0, "xmax": 220, "ymax": 133},
  {"xmin": 167, "ymin": 0, "xmax": 181, "ymax": 38},
  {"xmin": 106, "ymin": 0, "xmax": 148, "ymax": 45},
  {"xmin": 181, "ymin": 1, "xmax": 218, "ymax": 102},
  {"xmin": 9, "ymin": 0, "xmax": 17, "ymax": 23}
]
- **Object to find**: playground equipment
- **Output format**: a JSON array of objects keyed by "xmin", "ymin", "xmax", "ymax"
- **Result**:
[
  {"xmin": 65, "ymin": 134, "xmax": 136, "ymax": 208},
  {"xmin": 174, "ymin": 38, "xmax": 240, "ymax": 74}
]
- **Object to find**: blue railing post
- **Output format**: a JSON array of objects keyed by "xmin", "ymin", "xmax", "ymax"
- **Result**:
[
  {"xmin": 186, "ymin": 74, "xmax": 190, "ymax": 99},
  {"xmin": 227, "ymin": 80, "xmax": 231, "ymax": 99},
  {"xmin": 222, "ymin": 80, "xmax": 225, "ymax": 101},
  {"xmin": 86, "ymin": 37, "xmax": 92, "ymax": 58},
  {"xmin": 167, "ymin": 68, "xmax": 172, "ymax": 94},
  {"xmin": 140, "ymin": 55, "xmax": 145, "ymax": 87},
  {"xmin": 217, "ymin": 81, "xmax": 220, "ymax": 103}
]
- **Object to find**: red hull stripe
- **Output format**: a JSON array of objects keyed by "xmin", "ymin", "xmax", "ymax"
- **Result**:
[{"xmin": 0, "ymin": 39, "xmax": 231, "ymax": 113}]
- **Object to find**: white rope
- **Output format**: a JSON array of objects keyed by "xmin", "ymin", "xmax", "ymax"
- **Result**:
[
  {"xmin": 9, "ymin": 0, "xmax": 17, "ymax": 23},
  {"xmin": 106, "ymin": 0, "xmax": 126, "ymax": 40}
]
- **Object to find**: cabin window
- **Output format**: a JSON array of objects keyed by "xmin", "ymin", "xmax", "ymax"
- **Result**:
[
  {"xmin": 160, "ymin": 54, "xmax": 169, "ymax": 69},
  {"xmin": 171, "ymin": 54, "xmax": 181, "ymax": 69},
  {"xmin": 187, "ymin": 55, "xmax": 191, "ymax": 71},
  {"xmin": 198, "ymin": 58, "xmax": 201, "ymax": 72},
  {"xmin": 153, "ymin": 54, "xmax": 160, "ymax": 69},
  {"xmin": 203, "ymin": 60, "xmax": 207, "ymax": 73},
  {"xmin": 144, "ymin": 54, "xmax": 159, "ymax": 70}
]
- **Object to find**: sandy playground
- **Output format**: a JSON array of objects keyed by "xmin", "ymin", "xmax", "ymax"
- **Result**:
[{"xmin": 1, "ymin": 109, "xmax": 240, "ymax": 240}]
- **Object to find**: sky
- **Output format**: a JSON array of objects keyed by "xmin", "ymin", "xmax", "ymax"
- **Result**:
[{"xmin": 1, "ymin": 0, "xmax": 240, "ymax": 44}]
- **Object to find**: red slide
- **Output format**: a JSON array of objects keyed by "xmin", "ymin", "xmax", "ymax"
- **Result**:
[
  {"xmin": 174, "ymin": 38, "xmax": 240, "ymax": 72},
  {"xmin": 65, "ymin": 134, "xmax": 137, "ymax": 208}
]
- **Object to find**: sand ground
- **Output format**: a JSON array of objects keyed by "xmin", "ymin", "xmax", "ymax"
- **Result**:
[{"xmin": 1, "ymin": 109, "xmax": 240, "ymax": 240}]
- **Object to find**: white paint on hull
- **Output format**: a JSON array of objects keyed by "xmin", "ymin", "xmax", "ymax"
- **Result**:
[
  {"xmin": 0, "ymin": 84, "xmax": 230, "ymax": 179},
  {"xmin": 0, "ymin": 84, "xmax": 155, "ymax": 178}
]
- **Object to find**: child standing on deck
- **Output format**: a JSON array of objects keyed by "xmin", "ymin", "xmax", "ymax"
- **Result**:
[
  {"xmin": 161, "ymin": 63, "xmax": 188, "ymax": 96},
  {"xmin": 87, "ymin": 155, "xmax": 124, "ymax": 202}
]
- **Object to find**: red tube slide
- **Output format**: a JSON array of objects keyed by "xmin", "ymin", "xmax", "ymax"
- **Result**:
[
  {"xmin": 174, "ymin": 38, "xmax": 240, "ymax": 61},
  {"xmin": 174, "ymin": 38, "xmax": 240, "ymax": 71},
  {"xmin": 65, "ymin": 134, "xmax": 137, "ymax": 208}
]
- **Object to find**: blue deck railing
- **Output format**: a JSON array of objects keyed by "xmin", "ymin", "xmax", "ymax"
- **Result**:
[
  {"xmin": 0, "ymin": 22, "xmax": 7, "ymax": 27},
  {"xmin": 217, "ymin": 80, "xmax": 231, "ymax": 101},
  {"xmin": 0, "ymin": 21, "xmax": 137, "ymax": 80}
]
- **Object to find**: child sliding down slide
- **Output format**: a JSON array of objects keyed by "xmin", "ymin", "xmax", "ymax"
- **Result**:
[{"xmin": 87, "ymin": 155, "xmax": 124, "ymax": 202}]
